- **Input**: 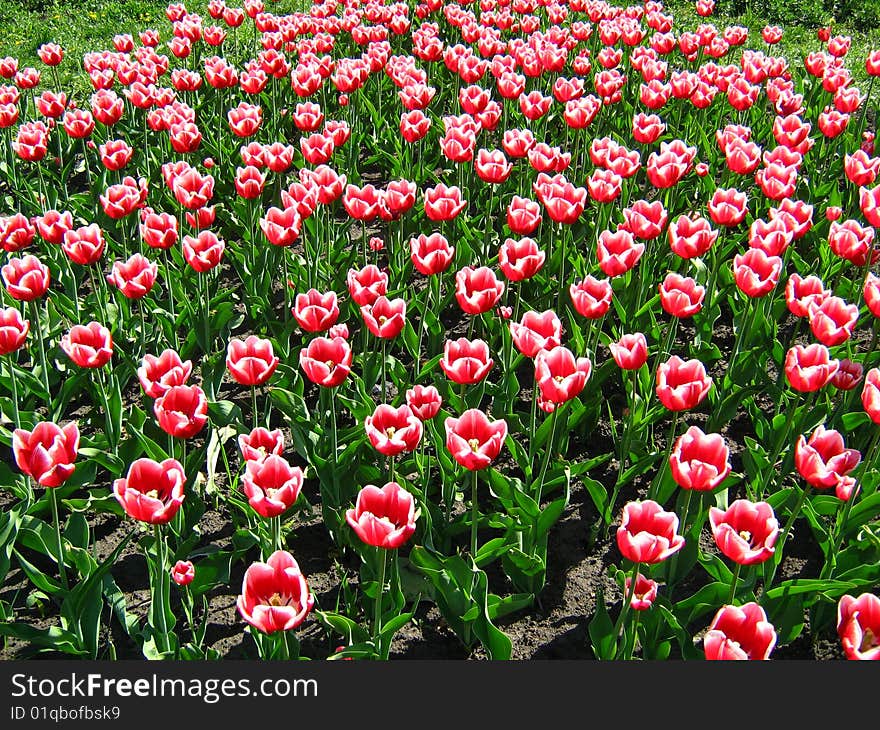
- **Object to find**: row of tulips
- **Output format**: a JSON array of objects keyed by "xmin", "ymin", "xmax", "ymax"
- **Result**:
[{"xmin": 0, "ymin": 0, "xmax": 879, "ymax": 660}]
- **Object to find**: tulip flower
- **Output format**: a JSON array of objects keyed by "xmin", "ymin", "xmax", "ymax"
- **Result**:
[
  {"xmin": 837, "ymin": 593, "xmax": 880, "ymax": 660},
  {"xmin": 364, "ymin": 404, "xmax": 423, "ymax": 458},
  {"xmin": 226, "ymin": 335, "xmax": 279, "ymax": 387},
  {"xmin": 424, "ymin": 183, "xmax": 467, "ymax": 221},
  {"xmin": 616, "ymin": 500, "xmax": 685, "ymax": 564},
  {"xmin": 785, "ymin": 273, "xmax": 828, "ymax": 318},
  {"xmin": 708, "ymin": 187, "xmax": 748, "ymax": 227},
  {"xmin": 154, "ymin": 384, "xmax": 208, "ymax": 439},
  {"xmin": 498, "ymin": 237, "xmax": 545, "ymax": 282},
  {"xmin": 138, "ymin": 349, "xmax": 192, "ymax": 399},
  {"xmin": 570, "ymin": 276, "xmax": 613, "ymax": 319},
  {"xmin": 182, "ymin": 230, "xmax": 225, "ymax": 272},
  {"xmin": 597, "ymin": 229, "xmax": 645, "ymax": 277},
  {"xmin": 0, "ymin": 306, "xmax": 29, "ymax": 356},
  {"xmin": 831, "ymin": 359, "xmax": 864, "ymax": 391},
  {"xmin": 455, "ymin": 266, "xmax": 504, "ymax": 316},
  {"xmin": 808, "ymin": 295, "xmax": 859, "ymax": 347},
  {"xmin": 625, "ymin": 574, "xmax": 658, "ymax": 611},
  {"xmin": 237, "ymin": 550, "xmax": 314, "ymax": 637},
  {"xmin": 668, "ymin": 214, "xmax": 717, "ymax": 259},
  {"xmin": 863, "ymin": 368, "xmax": 880, "ymax": 423},
  {"xmin": 113, "ymin": 458, "xmax": 186, "ymax": 525},
  {"xmin": 171, "ymin": 560, "xmax": 195, "ymax": 587},
  {"xmin": 535, "ymin": 346, "xmax": 592, "ymax": 405},
  {"xmin": 795, "ymin": 425, "xmax": 861, "ymax": 489},
  {"xmin": 405, "ymin": 385, "xmax": 442, "ymax": 421},
  {"xmin": 610, "ymin": 333, "xmax": 648, "ymax": 371},
  {"xmin": 346, "ymin": 481, "xmax": 417, "ymax": 657},
  {"xmin": 410, "ymin": 233, "xmax": 455, "ymax": 276},
  {"xmin": 444, "ymin": 408, "xmax": 508, "ymax": 471},
  {"xmin": 2, "ymin": 255, "xmax": 50, "ymax": 301},
  {"xmin": 785, "ymin": 344, "xmax": 839, "ymax": 392},
  {"xmin": 242, "ymin": 454, "xmax": 304, "ymax": 520},
  {"xmin": 239, "ymin": 427, "xmax": 285, "ymax": 463},
  {"xmin": 360, "ymin": 296, "xmax": 406, "ymax": 339},
  {"xmin": 292, "ymin": 289, "xmax": 339, "ymax": 333},
  {"xmin": 709, "ymin": 500, "xmax": 779, "ymax": 566},
  {"xmin": 107, "ymin": 254, "xmax": 157, "ymax": 299},
  {"xmin": 733, "ymin": 248, "xmax": 783, "ymax": 298},
  {"xmin": 346, "ymin": 482, "xmax": 417, "ymax": 550},
  {"xmin": 299, "ymin": 336, "xmax": 353, "ymax": 388},
  {"xmin": 509, "ymin": 310, "xmax": 562, "ymax": 359},
  {"xmin": 61, "ymin": 322, "xmax": 112, "ymax": 369},
  {"xmin": 13, "ymin": 421, "xmax": 79, "ymax": 488},
  {"xmin": 655, "ymin": 356, "xmax": 712, "ymax": 411},
  {"xmin": 440, "ymin": 337, "xmax": 494, "ymax": 385},
  {"xmin": 704, "ymin": 603, "xmax": 777, "ymax": 660},
  {"xmin": 659, "ymin": 273, "xmax": 705, "ymax": 318},
  {"xmin": 506, "ymin": 195, "xmax": 542, "ymax": 235},
  {"xmin": 669, "ymin": 426, "xmax": 731, "ymax": 492},
  {"xmin": 347, "ymin": 265, "xmax": 388, "ymax": 307}
]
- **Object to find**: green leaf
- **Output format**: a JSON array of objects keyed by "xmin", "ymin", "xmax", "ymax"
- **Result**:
[
  {"xmin": 841, "ymin": 412, "xmax": 871, "ymax": 431},
  {"xmin": 0, "ymin": 622, "xmax": 88, "ymax": 657},
  {"xmin": 314, "ymin": 610, "xmax": 370, "ymax": 644},
  {"xmin": 582, "ymin": 477, "xmax": 610, "ymax": 521},
  {"xmin": 674, "ymin": 581, "xmax": 728, "ymax": 624},
  {"xmin": 64, "ymin": 512, "xmax": 90, "ymax": 551},
  {"xmin": 588, "ymin": 589, "xmax": 617, "ymax": 660}
]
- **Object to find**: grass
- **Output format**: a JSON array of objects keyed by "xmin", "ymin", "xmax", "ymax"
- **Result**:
[
  {"xmin": 0, "ymin": 1, "xmax": 877, "ymax": 100},
  {"xmin": 663, "ymin": 0, "xmax": 880, "ymax": 86},
  {"xmin": 0, "ymin": 0, "xmax": 170, "ymax": 92}
]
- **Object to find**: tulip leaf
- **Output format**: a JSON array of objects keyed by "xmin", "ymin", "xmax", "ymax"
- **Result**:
[
  {"xmin": 588, "ymin": 589, "xmax": 617, "ymax": 660},
  {"xmin": 0, "ymin": 622, "xmax": 88, "ymax": 657},
  {"xmin": 63, "ymin": 512, "xmax": 90, "ymax": 551},
  {"xmin": 674, "ymin": 581, "xmax": 728, "ymax": 625},
  {"xmin": 841, "ymin": 412, "xmax": 871, "ymax": 431},
  {"xmin": 14, "ymin": 549, "xmax": 63, "ymax": 595},
  {"xmin": 474, "ymin": 536, "xmax": 511, "ymax": 568},
  {"xmin": 486, "ymin": 591, "xmax": 534, "ymax": 622},
  {"xmin": 582, "ymin": 477, "xmax": 610, "ymax": 521},
  {"xmin": 0, "ymin": 504, "xmax": 23, "ymax": 588},
  {"xmin": 845, "ymin": 492, "xmax": 880, "ymax": 534},
  {"xmin": 764, "ymin": 578, "xmax": 859, "ymax": 601},
  {"xmin": 408, "ymin": 547, "xmax": 512, "ymax": 659},
  {"xmin": 314, "ymin": 610, "xmax": 369, "ymax": 645},
  {"xmin": 762, "ymin": 593, "xmax": 806, "ymax": 645}
]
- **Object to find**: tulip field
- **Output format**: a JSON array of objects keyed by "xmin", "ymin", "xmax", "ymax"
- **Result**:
[{"xmin": 1, "ymin": 0, "xmax": 880, "ymax": 663}]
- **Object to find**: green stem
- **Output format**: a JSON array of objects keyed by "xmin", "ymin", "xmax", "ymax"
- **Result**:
[
  {"xmin": 163, "ymin": 249, "xmax": 178, "ymax": 350},
  {"xmin": 252, "ymin": 386, "xmax": 259, "ymax": 430},
  {"xmin": 728, "ymin": 562, "xmax": 742, "ymax": 605},
  {"xmin": 823, "ymin": 429, "xmax": 880, "ymax": 578},
  {"xmin": 534, "ymin": 406, "xmax": 559, "ymax": 507},
  {"xmin": 765, "ymin": 485, "xmax": 811, "ymax": 590},
  {"xmin": 6, "ymin": 355, "xmax": 20, "ymax": 428},
  {"xmin": 647, "ymin": 412, "xmax": 679, "ymax": 503},
  {"xmin": 612, "ymin": 562, "xmax": 641, "ymax": 658},
  {"xmin": 28, "ymin": 301, "xmax": 50, "ymax": 401},
  {"xmin": 624, "ymin": 609, "xmax": 641, "ymax": 661},
  {"xmin": 470, "ymin": 469, "xmax": 480, "ymax": 557},
  {"xmin": 373, "ymin": 546, "xmax": 387, "ymax": 658},
  {"xmin": 381, "ymin": 338, "xmax": 387, "ymax": 403},
  {"xmin": 272, "ymin": 514, "xmax": 282, "ymax": 555},
  {"xmin": 49, "ymin": 487, "xmax": 68, "ymax": 591},
  {"xmin": 329, "ymin": 386, "xmax": 338, "ymax": 465},
  {"xmin": 153, "ymin": 524, "xmax": 170, "ymax": 655},
  {"xmin": 527, "ymin": 378, "xmax": 539, "ymax": 479},
  {"xmin": 666, "ymin": 489, "xmax": 692, "ymax": 588},
  {"xmin": 94, "ymin": 369, "xmax": 116, "ymax": 453}
]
